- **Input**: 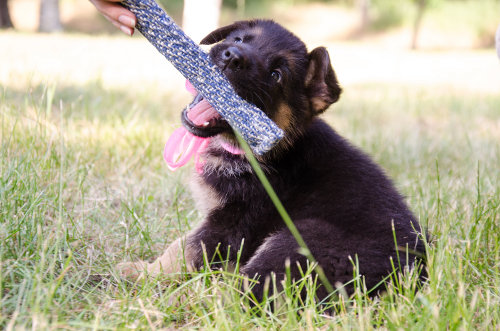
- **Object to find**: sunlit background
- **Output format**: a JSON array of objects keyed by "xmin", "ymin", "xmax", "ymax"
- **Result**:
[
  {"xmin": 2, "ymin": 0, "xmax": 499, "ymax": 92},
  {"xmin": 1, "ymin": 1, "xmax": 499, "ymax": 329}
]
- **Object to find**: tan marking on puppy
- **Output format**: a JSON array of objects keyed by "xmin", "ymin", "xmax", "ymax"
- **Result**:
[
  {"xmin": 117, "ymin": 236, "xmax": 196, "ymax": 281},
  {"xmin": 263, "ymin": 103, "xmax": 301, "ymax": 161},
  {"xmin": 203, "ymin": 137, "xmax": 253, "ymax": 176},
  {"xmin": 146, "ymin": 236, "xmax": 196, "ymax": 274},
  {"xmin": 116, "ymin": 260, "xmax": 148, "ymax": 280},
  {"xmin": 305, "ymin": 60, "xmax": 315, "ymax": 84},
  {"xmin": 311, "ymin": 99, "xmax": 329, "ymax": 113},
  {"xmin": 273, "ymin": 103, "xmax": 293, "ymax": 131},
  {"xmin": 304, "ymin": 47, "xmax": 341, "ymax": 114},
  {"xmin": 190, "ymin": 173, "xmax": 224, "ymax": 215}
]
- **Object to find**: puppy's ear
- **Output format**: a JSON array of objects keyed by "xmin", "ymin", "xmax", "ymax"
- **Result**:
[
  {"xmin": 305, "ymin": 47, "xmax": 342, "ymax": 114},
  {"xmin": 200, "ymin": 22, "xmax": 244, "ymax": 45}
]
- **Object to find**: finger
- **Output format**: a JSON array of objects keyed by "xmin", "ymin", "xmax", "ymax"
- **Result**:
[
  {"xmin": 103, "ymin": 13, "xmax": 135, "ymax": 36},
  {"xmin": 90, "ymin": 0, "xmax": 136, "ymax": 28}
]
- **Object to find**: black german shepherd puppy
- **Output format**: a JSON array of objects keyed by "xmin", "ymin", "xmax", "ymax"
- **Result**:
[{"xmin": 118, "ymin": 19, "xmax": 426, "ymax": 302}]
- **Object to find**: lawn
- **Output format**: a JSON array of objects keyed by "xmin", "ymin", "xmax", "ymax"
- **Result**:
[{"xmin": 1, "ymin": 28, "xmax": 499, "ymax": 329}]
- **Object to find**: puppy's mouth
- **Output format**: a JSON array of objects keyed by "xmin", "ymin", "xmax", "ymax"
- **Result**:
[{"xmin": 181, "ymin": 94, "xmax": 232, "ymax": 138}]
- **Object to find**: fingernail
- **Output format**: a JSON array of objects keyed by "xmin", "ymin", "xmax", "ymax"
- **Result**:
[
  {"xmin": 119, "ymin": 25, "xmax": 132, "ymax": 36},
  {"xmin": 118, "ymin": 15, "xmax": 136, "ymax": 28}
]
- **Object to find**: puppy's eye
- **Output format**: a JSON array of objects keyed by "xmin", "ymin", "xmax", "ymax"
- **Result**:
[
  {"xmin": 271, "ymin": 70, "xmax": 282, "ymax": 82},
  {"xmin": 234, "ymin": 37, "xmax": 243, "ymax": 43}
]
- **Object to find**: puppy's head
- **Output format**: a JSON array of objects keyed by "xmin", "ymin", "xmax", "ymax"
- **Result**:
[{"xmin": 184, "ymin": 20, "xmax": 341, "ymax": 160}]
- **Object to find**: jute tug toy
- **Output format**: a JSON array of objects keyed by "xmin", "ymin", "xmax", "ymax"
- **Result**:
[{"xmin": 121, "ymin": 0, "xmax": 284, "ymax": 156}]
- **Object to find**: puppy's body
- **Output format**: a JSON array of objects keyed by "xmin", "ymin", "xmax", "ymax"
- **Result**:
[
  {"xmin": 187, "ymin": 120, "xmax": 423, "ymax": 299},
  {"xmin": 119, "ymin": 20, "xmax": 425, "ymax": 301}
]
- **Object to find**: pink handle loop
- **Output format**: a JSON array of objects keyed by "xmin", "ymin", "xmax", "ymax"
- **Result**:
[{"xmin": 163, "ymin": 127, "xmax": 208, "ymax": 172}]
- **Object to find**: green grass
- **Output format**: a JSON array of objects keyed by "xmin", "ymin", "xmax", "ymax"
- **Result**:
[{"xmin": 1, "ymin": 80, "xmax": 499, "ymax": 329}]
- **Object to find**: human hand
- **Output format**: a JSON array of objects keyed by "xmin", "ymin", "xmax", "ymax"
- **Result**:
[{"xmin": 89, "ymin": 0, "xmax": 137, "ymax": 36}]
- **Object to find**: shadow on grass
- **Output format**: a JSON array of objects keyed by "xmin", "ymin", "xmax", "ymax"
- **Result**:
[{"xmin": 1, "ymin": 80, "xmax": 188, "ymax": 125}]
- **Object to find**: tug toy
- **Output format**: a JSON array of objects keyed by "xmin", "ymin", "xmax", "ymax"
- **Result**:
[{"xmin": 121, "ymin": 0, "xmax": 284, "ymax": 155}]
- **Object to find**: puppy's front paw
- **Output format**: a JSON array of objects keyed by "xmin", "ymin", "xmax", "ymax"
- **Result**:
[{"xmin": 116, "ymin": 261, "xmax": 148, "ymax": 281}]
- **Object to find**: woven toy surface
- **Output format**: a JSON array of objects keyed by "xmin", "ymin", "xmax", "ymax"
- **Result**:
[{"xmin": 121, "ymin": 0, "xmax": 284, "ymax": 155}]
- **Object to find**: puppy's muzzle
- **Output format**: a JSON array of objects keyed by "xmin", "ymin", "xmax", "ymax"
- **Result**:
[{"xmin": 222, "ymin": 46, "xmax": 249, "ymax": 71}]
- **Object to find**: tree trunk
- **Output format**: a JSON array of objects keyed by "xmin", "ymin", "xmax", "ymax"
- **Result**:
[
  {"xmin": 39, "ymin": 0, "xmax": 62, "ymax": 33},
  {"xmin": 496, "ymin": 24, "xmax": 500, "ymax": 59},
  {"xmin": 183, "ymin": 0, "xmax": 221, "ymax": 43},
  {"xmin": 411, "ymin": 0, "xmax": 427, "ymax": 50},
  {"xmin": 358, "ymin": 0, "xmax": 370, "ymax": 34},
  {"xmin": 237, "ymin": 0, "xmax": 245, "ymax": 18},
  {"xmin": 0, "ymin": 0, "xmax": 13, "ymax": 29}
]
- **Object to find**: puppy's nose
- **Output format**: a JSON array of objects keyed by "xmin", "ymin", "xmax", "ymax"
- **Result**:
[{"xmin": 222, "ymin": 46, "xmax": 248, "ymax": 70}]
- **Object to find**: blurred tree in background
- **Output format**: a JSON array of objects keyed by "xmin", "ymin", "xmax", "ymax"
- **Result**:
[
  {"xmin": 39, "ymin": 0, "xmax": 62, "ymax": 32},
  {"xmin": 183, "ymin": 0, "xmax": 221, "ymax": 41},
  {"xmin": 0, "ymin": 0, "xmax": 13, "ymax": 29},
  {"xmin": 411, "ymin": 0, "xmax": 429, "ymax": 49},
  {"xmin": 1, "ymin": 0, "xmax": 496, "ymax": 49},
  {"xmin": 365, "ymin": 0, "xmax": 433, "ymax": 49},
  {"xmin": 358, "ymin": 0, "xmax": 370, "ymax": 33},
  {"xmin": 147, "ymin": 0, "xmax": 500, "ymax": 49}
]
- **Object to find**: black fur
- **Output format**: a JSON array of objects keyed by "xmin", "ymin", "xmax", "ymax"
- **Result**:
[{"xmin": 183, "ymin": 19, "xmax": 426, "ymax": 301}]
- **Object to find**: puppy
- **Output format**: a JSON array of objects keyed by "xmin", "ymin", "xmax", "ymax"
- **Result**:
[{"xmin": 118, "ymin": 20, "xmax": 426, "ymax": 301}]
